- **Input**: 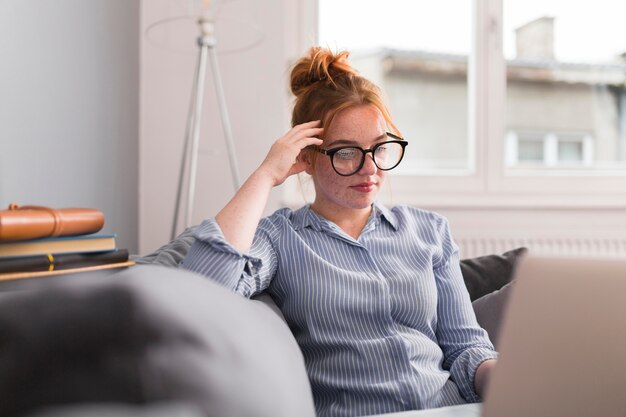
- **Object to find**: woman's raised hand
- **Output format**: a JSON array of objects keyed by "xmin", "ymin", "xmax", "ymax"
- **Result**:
[
  {"xmin": 257, "ymin": 120, "xmax": 324, "ymax": 187},
  {"xmin": 215, "ymin": 121, "xmax": 322, "ymax": 252}
]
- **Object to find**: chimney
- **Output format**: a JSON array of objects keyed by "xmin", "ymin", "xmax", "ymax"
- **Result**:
[{"xmin": 515, "ymin": 16, "xmax": 555, "ymax": 60}]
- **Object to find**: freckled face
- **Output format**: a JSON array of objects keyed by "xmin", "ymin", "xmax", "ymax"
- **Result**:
[{"xmin": 308, "ymin": 105, "xmax": 387, "ymax": 216}]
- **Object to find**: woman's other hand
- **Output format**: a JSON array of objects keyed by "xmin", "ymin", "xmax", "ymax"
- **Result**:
[{"xmin": 475, "ymin": 358, "xmax": 497, "ymax": 398}]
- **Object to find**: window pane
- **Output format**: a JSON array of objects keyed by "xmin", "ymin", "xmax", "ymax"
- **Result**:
[
  {"xmin": 318, "ymin": 0, "xmax": 472, "ymax": 174},
  {"xmin": 518, "ymin": 139, "xmax": 544, "ymax": 162},
  {"xmin": 558, "ymin": 140, "xmax": 582, "ymax": 162},
  {"xmin": 503, "ymin": 0, "xmax": 626, "ymax": 173}
]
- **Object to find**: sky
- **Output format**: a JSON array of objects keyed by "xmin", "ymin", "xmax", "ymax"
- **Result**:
[{"xmin": 319, "ymin": 0, "xmax": 626, "ymax": 63}]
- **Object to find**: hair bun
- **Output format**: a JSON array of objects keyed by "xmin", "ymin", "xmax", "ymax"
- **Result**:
[{"xmin": 290, "ymin": 47, "xmax": 358, "ymax": 96}]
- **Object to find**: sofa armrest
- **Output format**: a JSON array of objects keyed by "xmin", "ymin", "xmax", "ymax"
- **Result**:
[{"xmin": 0, "ymin": 265, "xmax": 315, "ymax": 417}]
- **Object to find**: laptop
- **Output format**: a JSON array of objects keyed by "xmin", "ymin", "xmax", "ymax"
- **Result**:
[{"xmin": 483, "ymin": 255, "xmax": 626, "ymax": 417}]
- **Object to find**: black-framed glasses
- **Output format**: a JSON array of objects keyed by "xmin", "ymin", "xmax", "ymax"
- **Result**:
[{"xmin": 315, "ymin": 132, "xmax": 408, "ymax": 176}]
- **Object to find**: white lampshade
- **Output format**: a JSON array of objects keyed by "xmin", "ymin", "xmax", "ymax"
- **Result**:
[{"xmin": 145, "ymin": 0, "xmax": 264, "ymax": 55}]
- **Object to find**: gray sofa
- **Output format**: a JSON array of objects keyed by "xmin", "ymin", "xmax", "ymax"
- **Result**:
[{"xmin": 0, "ymin": 227, "xmax": 525, "ymax": 417}]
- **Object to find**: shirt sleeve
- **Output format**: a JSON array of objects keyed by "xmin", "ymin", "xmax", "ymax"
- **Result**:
[
  {"xmin": 432, "ymin": 215, "xmax": 499, "ymax": 403},
  {"xmin": 179, "ymin": 217, "xmax": 278, "ymax": 298}
]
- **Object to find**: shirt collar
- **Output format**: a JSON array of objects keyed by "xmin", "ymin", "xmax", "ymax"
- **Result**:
[
  {"xmin": 372, "ymin": 201, "xmax": 399, "ymax": 231},
  {"xmin": 292, "ymin": 205, "xmax": 320, "ymax": 231},
  {"xmin": 292, "ymin": 201, "xmax": 399, "ymax": 232}
]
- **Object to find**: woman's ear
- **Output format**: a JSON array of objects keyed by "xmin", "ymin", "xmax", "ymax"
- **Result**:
[{"xmin": 299, "ymin": 148, "xmax": 315, "ymax": 175}]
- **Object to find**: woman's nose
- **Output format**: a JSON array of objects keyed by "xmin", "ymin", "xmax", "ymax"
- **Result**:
[{"xmin": 359, "ymin": 153, "xmax": 378, "ymax": 175}]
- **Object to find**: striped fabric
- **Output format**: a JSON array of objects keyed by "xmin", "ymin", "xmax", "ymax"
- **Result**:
[{"xmin": 181, "ymin": 202, "xmax": 498, "ymax": 417}]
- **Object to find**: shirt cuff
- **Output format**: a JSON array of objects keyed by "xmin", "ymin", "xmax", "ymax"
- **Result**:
[
  {"xmin": 450, "ymin": 346, "xmax": 499, "ymax": 403},
  {"xmin": 192, "ymin": 218, "xmax": 243, "ymax": 256},
  {"xmin": 180, "ymin": 219, "xmax": 263, "ymax": 297}
]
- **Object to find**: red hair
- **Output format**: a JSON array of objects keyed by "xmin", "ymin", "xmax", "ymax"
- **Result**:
[{"xmin": 290, "ymin": 47, "xmax": 400, "ymax": 139}]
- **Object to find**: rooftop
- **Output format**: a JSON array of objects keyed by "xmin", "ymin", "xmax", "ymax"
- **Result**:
[{"xmin": 355, "ymin": 48, "xmax": 626, "ymax": 85}]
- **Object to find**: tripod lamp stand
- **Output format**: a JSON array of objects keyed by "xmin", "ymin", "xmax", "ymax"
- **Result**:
[
  {"xmin": 171, "ymin": 16, "xmax": 242, "ymax": 240},
  {"xmin": 146, "ymin": 1, "xmax": 263, "ymax": 240}
]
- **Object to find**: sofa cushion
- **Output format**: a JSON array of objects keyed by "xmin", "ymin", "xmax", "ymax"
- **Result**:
[
  {"xmin": 0, "ymin": 265, "xmax": 316, "ymax": 417},
  {"xmin": 133, "ymin": 227, "xmax": 197, "ymax": 268},
  {"xmin": 460, "ymin": 248, "xmax": 527, "ymax": 349},
  {"xmin": 459, "ymin": 247, "xmax": 527, "ymax": 301},
  {"xmin": 472, "ymin": 280, "xmax": 516, "ymax": 350}
]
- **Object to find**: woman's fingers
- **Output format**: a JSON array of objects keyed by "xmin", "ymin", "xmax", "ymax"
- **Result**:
[
  {"xmin": 276, "ymin": 125, "xmax": 323, "ymax": 156},
  {"xmin": 283, "ymin": 120, "xmax": 322, "ymax": 141},
  {"xmin": 257, "ymin": 121, "xmax": 325, "ymax": 186},
  {"xmin": 294, "ymin": 120, "xmax": 322, "ymax": 130},
  {"xmin": 300, "ymin": 135, "xmax": 324, "ymax": 148},
  {"xmin": 284, "ymin": 128, "xmax": 323, "ymax": 147}
]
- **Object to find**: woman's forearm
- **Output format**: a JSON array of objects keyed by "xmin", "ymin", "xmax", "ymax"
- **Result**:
[
  {"xmin": 215, "ymin": 169, "xmax": 274, "ymax": 253},
  {"xmin": 214, "ymin": 121, "xmax": 323, "ymax": 253}
]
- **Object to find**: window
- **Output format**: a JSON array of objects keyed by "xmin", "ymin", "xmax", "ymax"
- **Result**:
[
  {"xmin": 506, "ymin": 130, "xmax": 593, "ymax": 167},
  {"xmin": 289, "ymin": 0, "xmax": 626, "ymax": 209}
]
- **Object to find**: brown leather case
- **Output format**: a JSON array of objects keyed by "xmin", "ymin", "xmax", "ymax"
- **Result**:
[{"xmin": 0, "ymin": 203, "xmax": 105, "ymax": 242}]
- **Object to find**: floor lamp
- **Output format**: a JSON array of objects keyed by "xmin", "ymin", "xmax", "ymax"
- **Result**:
[
  {"xmin": 171, "ymin": 16, "xmax": 242, "ymax": 241},
  {"xmin": 146, "ymin": 1, "xmax": 262, "ymax": 240}
]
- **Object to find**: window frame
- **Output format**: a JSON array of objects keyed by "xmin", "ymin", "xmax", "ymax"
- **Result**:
[{"xmin": 287, "ymin": 0, "xmax": 626, "ymax": 210}]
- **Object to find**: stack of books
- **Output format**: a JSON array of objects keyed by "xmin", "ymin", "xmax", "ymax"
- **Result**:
[{"xmin": 0, "ymin": 204, "xmax": 134, "ymax": 281}]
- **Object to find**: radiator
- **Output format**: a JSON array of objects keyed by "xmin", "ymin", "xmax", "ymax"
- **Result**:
[{"xmin": 456, "ymin": 237, "xmax": 626, "ymax": 259}]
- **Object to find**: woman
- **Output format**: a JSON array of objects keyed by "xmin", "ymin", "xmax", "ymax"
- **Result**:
[{"xmin": 181, "ymin": 47, "xmax": 497, "ymax": 417}]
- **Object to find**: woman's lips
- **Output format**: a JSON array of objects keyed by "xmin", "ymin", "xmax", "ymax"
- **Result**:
[{"xmin": 350, "ymin": 182, "xmax": 376, "ymax": 193}]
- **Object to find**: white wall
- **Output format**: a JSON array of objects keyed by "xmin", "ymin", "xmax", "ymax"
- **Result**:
[
  {"xmin": 139, "ymin": 0, "xmax": 314, "ymax": 253},
  {"xmin": 0, "ymin": 0, "xmax": 139, "ymax": 252}
]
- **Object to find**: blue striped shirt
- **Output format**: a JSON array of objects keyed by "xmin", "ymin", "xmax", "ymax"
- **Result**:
[{"xmin": 181, "ymin": 202, "xmax": 498, "ymax": 417}]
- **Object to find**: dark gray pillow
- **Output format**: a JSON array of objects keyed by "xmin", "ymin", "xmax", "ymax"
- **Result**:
[
  {"xmin": 0, "ymin": 265, "xmax": 316, "ymax": 417},
  {"xmin": 460, "ymin": 247, "xmax": 527, "ymax": 301}
]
